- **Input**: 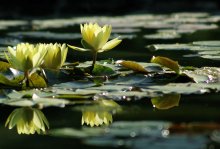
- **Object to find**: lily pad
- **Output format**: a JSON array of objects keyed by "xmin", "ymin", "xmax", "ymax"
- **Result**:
[
  {"xmin": 193, "ymin": 41, "xmax": 220, "ymax": 47},
  {"xmin": 144, "ymin": 83, "xmax": 220, "ymax": 95},
  {"xmin": 7, "ymin": 31, "xmax": 81, "ymax": 41},
  {"xmin": 143, "ymin": 31, "xmax": 181, "ymax": 40}
]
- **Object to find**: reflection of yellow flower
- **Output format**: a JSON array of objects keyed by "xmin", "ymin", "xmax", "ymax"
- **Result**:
[
  {"xmin": 40, "ymin": 43, "xmax": 68, "ymax": 70},
  {"xmin": 5, "ymin": 107, "xmax": 49, "ymax": 135},
  {"xmin": 81, "ymin": 99, "xmax": 120, "ymax": 127},
  {"xmin": 82, "ymin": 111, "xmax": 112, "ymax": 127},
  {"xmin": 6, "ymin": 43, "xmax": 47, "ymax": 72}
]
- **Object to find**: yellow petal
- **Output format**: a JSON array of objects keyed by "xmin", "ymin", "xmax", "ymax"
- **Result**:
[
  {"xmin": 68, "ymin": 44, "xmax": 91, "ymax": 52},
  {"xmin": 101, "ymin": 37, "xmax": 122, "ymax": 52}
]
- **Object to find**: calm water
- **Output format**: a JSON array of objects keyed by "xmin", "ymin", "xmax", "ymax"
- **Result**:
[{"xmin": 0, "ymin": 12, "xmax": 220, "ymax": 149}]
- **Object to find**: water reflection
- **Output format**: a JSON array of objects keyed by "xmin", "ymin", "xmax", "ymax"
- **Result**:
[
  {"xmin": 80, "ymin": 99, "xmax": 121, "ymax": 127},
  {"xmin": 151, "ymin": 94, "xmax": 181, "ymax": 110},
  {"xmin": 5, "ymin": 107, "xmax": 49, "ymax": 135}
]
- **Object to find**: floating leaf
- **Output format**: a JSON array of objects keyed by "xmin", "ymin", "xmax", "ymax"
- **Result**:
[
  {"xmin": 145, "ymin": 83, "xmax": 220, "ymax": 95},
  {"xmin": 92, "ymin": 64, "xmax": 115, "ymax": 76},
  {"xmin": 182, "ymin": 67, "xmax": 220, "ymax": 83},
  {"xmin": 143, "ymin": 30, "xmax": 181, "ymax": 40},
  {"xmin": 28, "ymin": 73, "xmax": 47, "ymax": 88},
  {"xmin": 151, "ymin": 94, "xmax": 181, "ymax": 110},
  {"xmin": 150, "ymin": 56, "xmax": 180, "ymax": 74},
  {"xmin": 7, "ymin": 31, "xmax": 81, "ymax": 41},
  {"xmin": 117, "ymin": 60, "xmax": 148, "ymax": 74},
  {"xmin": 192, "ymin": 41, "xmax": 220, "ymax": 47},
  {"xmin": 0, "ymin": 61, "xmax": 10, "ymax": 72}
]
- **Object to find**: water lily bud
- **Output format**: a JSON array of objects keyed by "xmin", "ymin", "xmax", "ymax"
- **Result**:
[{"xmin": 40, "ymin": 43, "xmax": 68, "ymax": 70}]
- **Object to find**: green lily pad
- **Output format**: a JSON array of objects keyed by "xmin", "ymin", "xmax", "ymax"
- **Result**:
[
  {"xmin": 0, "ymin": 61, "xmax": 10, "ymax": 72},
  {"xmin": 2, "ymin": 97, "xmax": 70, "ymax": 107},
  {"xmin": 147, "ymin": 43, "xmax": 191, "ymax": 51},
  {"xmin": 143, "ymin": 31, "xmax": 181, "ymax": 40},
  {"xmin": 183, "ymin": 67, "xmax": 220, "ymax": 83},
  {"xmin": 53, "ymin": 80, "xmax": 96, "ymax": 89},
  {"xmin": 7, "ymin": 31, "xmax": 81, "ymax": 41},
  {"xmin": 144, "ymin": 83, "xmax": 220, "ymax": 95},
  {"xmin": 92, "ymin": 64, "xmax": 116, "ymax": 76},
  {"xmin": 193, "ymin": 41, "xmax": 220, "ymax": 47}
]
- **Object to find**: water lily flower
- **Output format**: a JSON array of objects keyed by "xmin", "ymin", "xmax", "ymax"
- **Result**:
[
  {"xmin": 5, "ymin": 43, "xmax": 47, "ymax": 86},
  {"xmin": 40, "ymin": 43, "xmax": 68, "ymax": 70},
  {"xmin": 5, "ymin": 107, "xmax": 49, "ymax": 135},
  {"xmin": 81, "ymin": 99, "xmax": 121, "ymax": 127},
  {"xmin": 68, "ymin": 23, "xmax": 122, "ymax": 70}
]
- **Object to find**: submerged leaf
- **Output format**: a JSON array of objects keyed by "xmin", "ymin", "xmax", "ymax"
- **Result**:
[{"xmin": 151, "ymin": 56, "xmax": 180, "ymax": 74}]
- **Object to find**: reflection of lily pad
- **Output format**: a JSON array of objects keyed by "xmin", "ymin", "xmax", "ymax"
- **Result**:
[{"xmin": 151, "ymin": 94, "xmax": 181, "ymax": 110}]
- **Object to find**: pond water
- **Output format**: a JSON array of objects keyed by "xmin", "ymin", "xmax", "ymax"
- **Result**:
[{"xmin": 0, "ymin": 12, "xmax": 220, "ymax": 149}]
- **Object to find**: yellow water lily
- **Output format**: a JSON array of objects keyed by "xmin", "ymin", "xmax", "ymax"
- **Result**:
[
  {"xmin": 6, "ymin": 43, "xmax": 47, "ymax": 73},
  {"xmin": 40, "ymin": 43, "xmax": 68, "ymax": 70},
  {"xmin": 5, "ymin": 107, "xmax": 49, "ymax": 135},
  {"xmin": 5, "ymin": 43, "xmax": 47, "ymax": 86},
  {"xmin": 68, "ymin": 23, "xmax": 122, "ymax": 69}
]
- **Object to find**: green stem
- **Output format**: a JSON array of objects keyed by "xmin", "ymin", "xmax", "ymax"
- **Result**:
[
  {"xmin": 91, "ymin": 52, "xmax": 97, "ymax": 72},
  {"xmin": 24, "ymin": 71, "xmax": 30, "ymax": 87}
]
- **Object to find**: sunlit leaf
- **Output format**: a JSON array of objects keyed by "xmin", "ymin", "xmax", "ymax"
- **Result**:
[
  {"xmin": 117, "ymin": 60, "xmax": 148, "ymax": 74},
  {"xmin": 151, "ymin": 56, "xmax": 180, "ymax": 74}
]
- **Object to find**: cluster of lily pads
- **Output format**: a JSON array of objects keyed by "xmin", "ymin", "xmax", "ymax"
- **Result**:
[{"xmin": 1, "ymin": 21, "xmax": 220, "ymax": 135}]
